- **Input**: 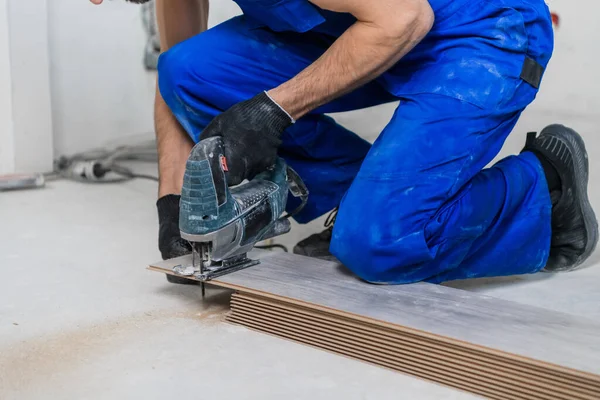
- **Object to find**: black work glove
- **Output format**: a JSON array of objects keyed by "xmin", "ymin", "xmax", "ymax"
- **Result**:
[
  {"xmin": 201, "ymin": 91, "xmax": 293, "ymax": 186},
  {"xmin": 156, "ymin": 194, "xmax": 191, "ymax": 260}
]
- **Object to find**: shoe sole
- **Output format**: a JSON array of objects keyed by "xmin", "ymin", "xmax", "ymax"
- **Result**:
[
  {"xmin": 293, "ymin": 244, "xmax": 340, "ymax": 262},
  {"xmin": 540, "ymin": 124, "xmax": 599, "ymax": 271},
  {"xmin": 166, "ymin": 274, "xmax": 199, "ymax": 285}
]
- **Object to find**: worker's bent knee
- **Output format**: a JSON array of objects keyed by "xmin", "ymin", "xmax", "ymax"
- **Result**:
[
  {"xmin": 330, "ymin": 182, "xmax": 437, "ymax": 284},
  {"xmin": 330, "ymin": 224, "xmax": 432, "ymax": 284},
  {"xmin": 156, "ymin": 34, "xmax": 227, "ymax": 140},
  {"xmin": 157, "ymin": 17, "xmax": 251, "ymax": 109},
  {"xmin": 157, "ymin": 40, "xmax": 208, "ymax": 106}
]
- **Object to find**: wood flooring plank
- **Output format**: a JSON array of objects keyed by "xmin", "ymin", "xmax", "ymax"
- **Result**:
[
  {"xmin": 150, "ymin": 252, "xmax": 600, "ymax": 376},
  {"xmin": 231, "ymin": 296, "xmax": 597, "ymax": 400},
  {"xmin": 230, "ymin": 303, "xmax": 593, "ymax": 400},
  {"xmin": 228, "ymin": 316, "xmax": 532, "ymax": 400},
  {"xmin": 232, "ymin": 292, "xmax": 600, "ymax": 393},
  {"xmin": 229, "ymin": 310, "xmax": 556, "ymax": 400}
]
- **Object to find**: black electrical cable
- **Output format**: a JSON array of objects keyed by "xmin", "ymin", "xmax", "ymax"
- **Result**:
[
  {"xmin": 52, "ymin": 139, "xmax": 159, "ymax": 184},
  {"xmin": 110, "ymin": 164, "xmax": 159, "ymax": 182},
  {"xmin": 255, "ymin": 243, "xmax": 289, "ymax": 252}
]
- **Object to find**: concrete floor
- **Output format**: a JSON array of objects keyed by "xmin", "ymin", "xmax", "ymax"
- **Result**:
[{"xmin": 1, "ymin": 166, "xmax": 599, "ymax": 399}]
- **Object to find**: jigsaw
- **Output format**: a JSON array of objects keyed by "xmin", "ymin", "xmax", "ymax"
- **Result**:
[{"xmin": 171, "ymin": 136, "xmax": 308, "ymax": 293}]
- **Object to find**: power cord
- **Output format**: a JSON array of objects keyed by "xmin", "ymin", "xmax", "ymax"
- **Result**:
[
  {"xmin": 110, "ymin": 164, "xmax": 159, "ymax": 182},
  {"xmin": 255, "ymin": 243, "xmax": 289, "ymax": 252},
  {"xmin": 53, "ymin": 141, "xmax": 159, "ymax": 184},
  {"xmin": 54, "ymin": 139, "xmax": 292, "ymax": 252}
]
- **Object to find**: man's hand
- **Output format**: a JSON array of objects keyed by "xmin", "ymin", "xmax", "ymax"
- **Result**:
[
  {"xmin": 157, "ymin": 195, "xmax": 192, "ymax": 260},
  {"xmin": 157, "ymin": 194, "xmax": 201, "ymax": 285},
  {"xmin": 201, "ymin": 92, "xmax": 293, "ymax": 186}
]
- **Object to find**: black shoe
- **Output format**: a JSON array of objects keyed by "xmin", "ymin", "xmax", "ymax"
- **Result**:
[
  {"xmin": 162, "ymin": 242, "xmax": 198, "ymax": 285},
  {"xmin": 166, "ymin": 274, "xmax": 199, "ymax": 285},
  {"xmin": 293, "ymin": 208, "xmax": 339, "ymax": 262},
  {"xmin": 523, "ymin": 124, "xmax": 598, "ymax": 271}
]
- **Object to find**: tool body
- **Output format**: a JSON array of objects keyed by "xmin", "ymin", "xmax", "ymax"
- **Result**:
[{"xmin": 172, "ymin": 136, "xmax": 307, "ymax": 286}]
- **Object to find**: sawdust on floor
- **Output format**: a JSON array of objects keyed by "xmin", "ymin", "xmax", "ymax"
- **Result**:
[{"xmin": 0, "ymin": 290, "xmax": 232, "ymax": 393}]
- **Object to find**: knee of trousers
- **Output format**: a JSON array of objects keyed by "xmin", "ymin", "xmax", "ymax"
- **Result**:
[
  {"xmin": 329, "ymin": 179, "xmax": 442, "ymax": 284},
  {"xmin": 157, "ymin": 40, "xmax": 215, "ymax": 115},
  {"xmin": 156, "ymin": 39, "xmax": 223, "ymax": 140}
]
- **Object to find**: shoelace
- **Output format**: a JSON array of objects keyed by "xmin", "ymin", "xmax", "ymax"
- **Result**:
[{"xmin": 324, "ymin": 207, "xmax": 339, "ymax": 229}]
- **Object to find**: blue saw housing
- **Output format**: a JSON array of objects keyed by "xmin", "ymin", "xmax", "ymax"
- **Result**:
[{"xmin": 179, "ymin": 136, "xmax": 289, "ymax": 249}]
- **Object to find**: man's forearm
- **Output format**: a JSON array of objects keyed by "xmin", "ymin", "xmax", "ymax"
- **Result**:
[
  {"xmin": 268, "ymin": 0, "xmax": 433, "ymax": 120},
  {"xmin": 155, "ymin": 0, "xmax": 209, "ymax": 197}
]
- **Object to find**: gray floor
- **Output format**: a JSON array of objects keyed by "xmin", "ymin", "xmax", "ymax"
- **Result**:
[{"xmin": 1, "ymin": 164, "xmax": 599, "ymax": 399}]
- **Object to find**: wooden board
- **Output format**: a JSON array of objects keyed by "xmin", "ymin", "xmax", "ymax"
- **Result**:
[
  {"xmin": 150, "ymin": 252, "xmax": 600, "ymax": 375},
  {"xmin": 229, "ymin": 294, "xmax": 599, "ymax": 399},
  {"xmin": 149, "ymin": 251, "xmax": 600, "ymax": 399},
  {"xmin": 229, "ymin": 292, "xmax": 600, "ymax": 400}
]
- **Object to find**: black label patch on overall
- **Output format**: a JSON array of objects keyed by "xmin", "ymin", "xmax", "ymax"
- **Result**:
[{"xmin": 520, "ymin": 57, "xmax": 544, "ymax": 89}]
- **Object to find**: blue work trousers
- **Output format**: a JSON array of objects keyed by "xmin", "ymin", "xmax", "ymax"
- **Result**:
[{"xmin": 158, "ymin": 0, "xmax": 555, "ymax": 283}]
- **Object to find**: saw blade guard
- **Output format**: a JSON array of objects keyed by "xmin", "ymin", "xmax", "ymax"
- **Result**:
[{"xmin": 179, "ymin": 136, "xmax": 290, "ymax": 250}]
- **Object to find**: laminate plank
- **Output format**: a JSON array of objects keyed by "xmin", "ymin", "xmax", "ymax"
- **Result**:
[
  {"xmin": 233, "ymin": 292, "xmax": 600, "ymax": 392},
  {"xmin": 228, "ymin": 316, "xmax": 530, "ymax": 400},
  {"xmin": 231, "ymin": 295, "xmax": 598, "ymax": 399},
  {"xmin": 232, "ymin": 292, "xmax": 600, "ymax": 392},
  {"xmin": 231, "ymin": 295, "xmax": 596, "ymax": 399},
  {"xmin": 150, "ymin": 252, "xmax": 600, "ymax": 376},
  {"xmin": 229, "ymin": 307, "xmax": 575, "ymax": 400}
]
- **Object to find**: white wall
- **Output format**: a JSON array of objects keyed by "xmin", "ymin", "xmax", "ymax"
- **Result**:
[
  {"xmin": 0, "ymin": 0, "xmax": 53, "ymax": 175},
  {"xmin": 49, "ymin": 0, "xmax": 156, "ymax": 156},
  {"xmin": 9, "ymin": 0, "xmax": 54, "ymax": 173},
  {"xmin": 0, "ymin": 0, "xmax": 14, "ymax": 174},
  {"xmin": 48, "ymin": 0, "xmax": 242, "ymax": 157}
]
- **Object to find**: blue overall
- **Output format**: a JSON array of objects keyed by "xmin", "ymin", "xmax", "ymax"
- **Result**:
[{"xmin": 158, "ymin": 0, "xmax": 555, "ymax": 283}]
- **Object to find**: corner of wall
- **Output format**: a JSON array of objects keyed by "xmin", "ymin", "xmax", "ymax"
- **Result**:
[
  {"xmin": 4, "ymin": 0, "xmax": 54, "ymax": 174},
  {"xmin": 0, "ymin": 0, "xmax": 15, "ymax": 174}
]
